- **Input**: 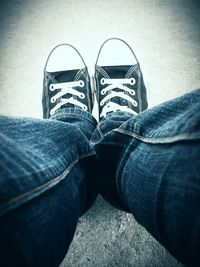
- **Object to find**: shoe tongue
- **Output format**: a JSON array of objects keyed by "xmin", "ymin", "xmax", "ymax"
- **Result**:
[
  {"xmin": 101, "ymin": 65, "xmax": 132, "ymax": 78},
  {"xmin": 51, "ymin": 69, "xmax": 80, "ymax": 83}
]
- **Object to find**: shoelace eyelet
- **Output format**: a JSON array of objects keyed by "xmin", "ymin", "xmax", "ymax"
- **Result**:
[
  {"xmin": 79, "ymin": 80, "xmax": 85, "ymax": 87},
  {"xmin": 101, "ymin": 89, "xmax": 106, "ymax": 95},
  {"xmin": 100, "ymin": 78, "xmax": 105, "ymax": 85},
  {"xmin": 130, "ymin": 90, "xmax": 135, "ymax": 95},
  {"xmin": 49, "ymin": 84, "xmax": 55, "ymax": 91},
  {"xmin": 100, "ymin": 101, "xmax": 104, "ymax": 106},
  {"xmin": 130, "ymin": 78, "xmax": 136, "ymax": 85},
  {"xmin": 51, "ymin": 97, "xmax": 56, "ymax": 103},
  {"xmin": 49, "ymin": 81, "xmax": 88, "ymax": 114},
  {"xmin": 79, "ymin": 93, "xmax": 85, "ymax": 99},
  {"xmin": 83, "ymin": 105, "xmax": 88, "ymax": 111}
]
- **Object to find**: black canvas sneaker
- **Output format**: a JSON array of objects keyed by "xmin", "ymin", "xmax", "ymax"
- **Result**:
[
  {"xmin": 43, "ymin": 44, "xmax": 93, "ymax": 118},
  {"xmin": 95, "ymin": 38, "xmax": 148, "ymax": 120}
]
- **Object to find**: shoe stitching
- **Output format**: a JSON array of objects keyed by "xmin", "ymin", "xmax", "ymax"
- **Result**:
[
  {"xmin": 96, "ymin": 66, "xmax": 111, "ymax": 112},
  {"xmin": 124, "ymin": 66, "xmax": 139, "ymax": 110},
  {"xmin": 74, "ymin": 68, "xmax": 88, "ymax": 80},
  {"xmin": 125, "ymin": 64, "xmax": 139, "ymax": 78},
  {"xmin": 74, "ymin": 68, "xmax": 92, "ymax": 112},
  {"xmin": 137, "ymin": 71, "xmax": 142, "ymax": 112},
  {"xmin": 126, "ymin": 66, "xmax": 142, "ymax": 112},
  {"xmin": 45, "ymin": 71, "xmax": 57, "ymax": 83},
  {"xmin": 96, "ymin": 66, "xmax": 110, "ymax": 79}
]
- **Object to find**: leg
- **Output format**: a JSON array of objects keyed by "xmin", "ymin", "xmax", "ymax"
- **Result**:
[
  {"xmin": 92, "ymin": 89, "xmax": 200, "ymax": 266},
  {"xmin": 93, "ymin": 38, "xmax": 200, "ymax": 266},
  {"xmin": 0, "ymin": 108, "xmax": 97, "ymax": 267},
  {"xmin": 0, "ymin": 40, "xmax": 97, "ymax": 267}
]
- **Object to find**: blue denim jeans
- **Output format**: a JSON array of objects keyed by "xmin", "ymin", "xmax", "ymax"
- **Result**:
[{"xmin": 0, "ymin": 89, "xmax": 200, "ymax": 267}]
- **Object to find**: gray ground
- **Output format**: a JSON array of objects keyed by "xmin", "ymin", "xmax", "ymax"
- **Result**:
[{"xmin": 0, "ymin": 0, "xmax": 200, "ymax": 266}]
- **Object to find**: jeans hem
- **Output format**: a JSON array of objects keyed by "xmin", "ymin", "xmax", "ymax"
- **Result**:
[{"xmin": 50, "ymin": 108, "xmax": 97, "ymax": 126}]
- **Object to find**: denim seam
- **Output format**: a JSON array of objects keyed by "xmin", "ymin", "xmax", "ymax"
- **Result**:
[
  {"xmin": 0, "ymin": 147, "xmax": 92, "ymax": 179},
  {"xmin": 96, "ymin": 123, "xmax": 104, "ymax": 138},
  {"xmin": 153, "ymin": 152, "xmax": 175, "ymax": 242},
  {"xmin": 114, "ymin": 129, "xmax": 200, "ymax": 143},
  {"xmin": 0, "ymin": 151, "xmax": 96, "ymax": 217},
  {"xmin": 115, "ymin": 142, "xmax": 134, "ymax": 209}
]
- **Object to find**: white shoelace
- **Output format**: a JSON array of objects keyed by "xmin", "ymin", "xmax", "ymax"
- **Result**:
[
  {"xmin": 100, "ymin": 78, "xmax": 138, "ymax": 118},
  {"xmin": 49, "ymin": 80, "xmax": 87, "ymax": 116}
]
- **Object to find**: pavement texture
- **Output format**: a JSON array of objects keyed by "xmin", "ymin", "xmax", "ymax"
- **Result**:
[{"xmin": 0, "ymin": 0, "xmax": 200, "ymax": 266}]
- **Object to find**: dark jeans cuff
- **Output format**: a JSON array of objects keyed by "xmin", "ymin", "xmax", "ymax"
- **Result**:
[{"xmin": 50, "ymin": 107, "xmax": 97, "ymax": 127}]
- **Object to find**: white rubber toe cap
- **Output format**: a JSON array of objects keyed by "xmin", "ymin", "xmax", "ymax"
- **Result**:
[
  {"xmin": 45, "ymin": 44, "xmax": 86, "ymax": 72},
  {"xmin": 96, "ymin": 38, "xmax": 138, "ymax": 67}
]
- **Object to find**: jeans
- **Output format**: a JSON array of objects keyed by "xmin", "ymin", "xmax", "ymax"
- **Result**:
[{"xmin": 0, "ymin": 89, "xmax": 199, "ymax": 267}]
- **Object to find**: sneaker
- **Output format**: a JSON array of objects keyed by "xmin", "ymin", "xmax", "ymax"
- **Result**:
[
  {"xmin": 43, "ymin": 44, "xmax": 93, "ymax": 118},
  {"xmin": 95, "ymin": 38, "xmax": 148, "ymax": 120}
]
